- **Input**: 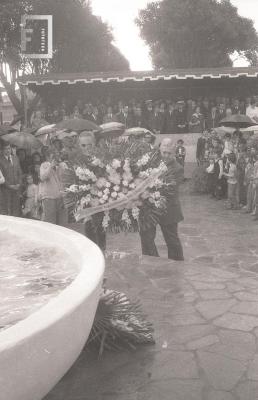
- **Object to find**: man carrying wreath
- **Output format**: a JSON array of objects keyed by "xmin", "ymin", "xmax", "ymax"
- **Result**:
[{"xmin": 139, "ymin": 138, "xmax": 184, "ymax": 261}]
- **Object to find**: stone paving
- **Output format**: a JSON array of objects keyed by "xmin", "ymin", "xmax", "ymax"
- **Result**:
[{"xmin": 45, "ymin": 189, "xmax": 258, "ymax": 400}]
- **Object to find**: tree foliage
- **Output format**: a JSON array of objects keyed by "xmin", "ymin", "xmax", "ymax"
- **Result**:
[
  {"xmin": 0, "ymin": 0, "xmax": 129, "ymax": 123},
  {"xmin": 136, "ymin": 0, "xmax": 258, "ymax": 69}
]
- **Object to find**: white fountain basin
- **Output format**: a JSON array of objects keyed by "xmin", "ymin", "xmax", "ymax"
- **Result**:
[{"xmin": 0, "ymin": 216, "xmax": 105, "ymax": 400}]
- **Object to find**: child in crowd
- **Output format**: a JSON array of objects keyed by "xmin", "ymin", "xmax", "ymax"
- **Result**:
[
  {"xmin": 175, "ymin": 139, "xmax": 186, "ymax": 167},
  {"xmin": 244, "ymin": 154, "xmax": 256, "ymax": 214},
  {"xmin": 222, "ymin": 133, "xmax": 234, "ymax": 158},
  {"xmin": 22, "ymin": 174, "xmax": 40, "ymax": 219},
  {"xmin": 223, "ymin": 153, "xmax": 238, "ymax": 209}
]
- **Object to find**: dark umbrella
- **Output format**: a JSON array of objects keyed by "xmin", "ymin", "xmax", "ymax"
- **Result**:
[
  {"xmin": 0, "ymin": 125, "xmax": 18, "ymax": 136},
  {"xmin": 219, "ymin": 114, "xmax": 256, "ymax": 128},
  {"xmin": 54, "ymin": 118, "xmax": 101, "ymax": 132},
  {"xmin": 2, "ymin": 131, "xmax": 42, "ymax": 150}
]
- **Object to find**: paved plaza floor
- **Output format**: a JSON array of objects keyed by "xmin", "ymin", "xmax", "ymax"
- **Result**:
[{"xmin": 45, "ymin": 188, "xmax": 258, "ymax": 400}]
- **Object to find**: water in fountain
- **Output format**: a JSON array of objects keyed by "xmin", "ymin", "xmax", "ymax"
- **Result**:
[{"xmin": 0, "ymin": 229, "xmax": 78, "ymax": 331}]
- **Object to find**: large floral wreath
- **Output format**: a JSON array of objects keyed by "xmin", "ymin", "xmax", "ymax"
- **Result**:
[{"xmin": 63, "ymin": 141, "xmax": 176, "ymax": 232}]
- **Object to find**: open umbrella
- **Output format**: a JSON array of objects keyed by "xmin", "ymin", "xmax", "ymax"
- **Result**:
[
  {"xmin": 123, "ymin": 127, "xmax": 154, "ymax": 138},
  {"xmin": 97, "ymin": 122, "xmax": 125, "ymax": 139},
  {"xmin": 0, "ymin": 125, "xmax": 18, "ymax": 136},
  {"xmin": 54, "ymin": 118, "xmax": 101, "ymax": 132},
  {"xmin": 54, "ymin": 130, "xmax": 78, "ymax": 140},
  {"xmin": 2, "ymin": 131, "xmax": 42, "ymax": 150},
  {"xmin": 213, "ymin": 126, "xmax": 236, "ymax": 135},
  {"xmin": 219, "ymin": 115, "xmax": 256, "ymax": 128},
  {"xmin": 241, "ymin": 125, "xmax": 258, "ymax": 133},
  {"xmin": 35, "ymin": 124, "xmax": 56, "ymax": 136}
]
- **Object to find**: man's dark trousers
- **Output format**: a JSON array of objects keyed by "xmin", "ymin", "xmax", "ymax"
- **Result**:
[{"xmin": 140, "ymin": 222, "xmax": 184, "ymax": 260}]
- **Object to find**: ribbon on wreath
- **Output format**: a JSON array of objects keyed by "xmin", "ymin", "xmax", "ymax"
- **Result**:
[{"xmin": 74, "ymin": 166, "xmax": 171, "ymax": 222}]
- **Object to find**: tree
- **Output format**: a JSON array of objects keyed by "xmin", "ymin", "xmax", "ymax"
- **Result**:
[
  {"xmin": 136, "ymin": 0, "xmax": 258, "ymax": 69},
  {"xmin": 0, "ymin": 0, "xmax": 129, "ymax": 124}
]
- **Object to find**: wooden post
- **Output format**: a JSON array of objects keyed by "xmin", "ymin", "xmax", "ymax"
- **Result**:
[{"xmin": 21, "ymin": 85, "xmax": 28, "ymax": 129}]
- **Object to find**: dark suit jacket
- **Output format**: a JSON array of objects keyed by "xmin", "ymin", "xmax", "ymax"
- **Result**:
[
  {"xmin": 164, "ymin": 111, "xmax": 176, "ymax": 134},
  {"xmin": 159, "ymin": 157, "xmax": 184, "ymax": 224},
  {"xmin": 148, "ymin": 113, "xmax": 164, "ymax": 133},
  {"xmin": 174, "ymin": 110, "xmax": 187, "ymax": 132},
  {"xmin": 0, "ymin": 155, "xmax": 22, "ymax": 187},
  {"xmin": 116, "ymin": 112, "xmax": 134, "ymax": 128}
]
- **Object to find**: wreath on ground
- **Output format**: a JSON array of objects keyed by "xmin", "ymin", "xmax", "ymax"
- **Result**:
[{"xmin": 87, "ymin": 287, "xmax": 155, "ymax": 356}]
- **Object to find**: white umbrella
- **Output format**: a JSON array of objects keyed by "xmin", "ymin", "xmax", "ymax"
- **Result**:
[
  {"xmin": 35, "ymin": 124, "xmax": 56, "ymax": 136},
  {"xmin": 213, "ymin": 126, "xmax": 236, "ymax": 134},
  {"xmin": 241, "ymin": 125, "xmax": 258, "ymax": 132}
]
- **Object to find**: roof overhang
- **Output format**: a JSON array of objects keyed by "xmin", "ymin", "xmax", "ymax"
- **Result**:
[{"xmin": 17, "ymin": 67, "xmax": 258, "ymax": 87}]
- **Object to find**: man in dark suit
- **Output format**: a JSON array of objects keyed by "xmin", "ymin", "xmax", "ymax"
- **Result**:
[
  {"xmin": 116, "ymin": 105, "xmax": 134, "ymax": 128},
  {"xmin": 231, "ymin": 99, "xmax": 241, "ymax": 115},
  {"xmin": 148, "ymin": 104, "xmax": 163, "ymax": 134},
  {"xmin": 133, "ymin": 105, "xmax": 144, "ymax": 127},
  {"xmin": 164, "ymin": 103, "xmax": 176, "ymax": 134},
  {"xmin": 0, "ymin": 142, "xmax": 22, "ymax": 216},
  {"xmin": 215, "ymin": 103, "xmax": 226, "ymax": 127},
  {"xmin": 139, "ymin": 138, "xmax": 184, "ymax": 260},
  {"xmin": 174, "ymin": 102, "xmax": 188, "ymax": 133}
]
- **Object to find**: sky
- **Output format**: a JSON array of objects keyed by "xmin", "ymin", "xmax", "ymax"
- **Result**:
[{"xmin": 91, "ymin": 0, "xmax": 258, "ymax": 71}]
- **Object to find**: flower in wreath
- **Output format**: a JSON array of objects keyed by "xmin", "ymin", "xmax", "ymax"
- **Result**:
[
  {"xmin": 118, "ymin": 192, "xmax": 126, "ymax": 199},
  {"xmin": 75, "ymin": 167, "xmax": 97, "ymax": 182},
  {"xmin": 111, "ymin": 191, "xmax": 118, "ymax": 199},
  {"xmin": 92, "ymin": 157, "xmax": 104, "ymax": 168},
  {"xmin": 113, "ymin": 185, "xmax": 120, "ymax": 192},
  {"xmin": 107, "ymin": 168, "xmax": 121, "ymax": 185},
  {"xmin": 122, "ymin": 179, "xmax": 129, "ymax": 187},
  {"xmin": 96, "ymin": 177, "xmax": 108, "ymax": 189},
  {"xmin": 129, "ymin": 182, "xmax": 136, "ymax": 189},
  {"xmin": 111, "ymin": 159, "xmax": 121, "ymax": 169},
  {"xmin": 123, "ymin": 159, "xmax": 130, "ymax": 171},
  {"xmin": 123, "ymin": 172, "xmax": 133, "ymax": 183},
  {"xmin": 91, "ymin": 188, "xmax": 99, "ymax": 196},
  {"xmin": 139, "ymin": 171, "xmax": 149, "ymax": 179},
  {"xmin": 136, "ymin": 153, "xmax": 150, "ymax": 167}
]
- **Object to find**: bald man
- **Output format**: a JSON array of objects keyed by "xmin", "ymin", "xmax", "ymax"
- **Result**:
[{"xmin": 139, "ymin": 138, "xmax": 184, "ymax": 260}]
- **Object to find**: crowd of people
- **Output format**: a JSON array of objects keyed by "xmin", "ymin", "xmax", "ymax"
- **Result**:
[
  {"xmin": 195, "ymin": 128, "xmax": 258, "ymax": 219},
  {"xmin": 31, "ymin": 95, "xmax": 258, "ymax": 133},
  {"xmin": 0, "ymin": 132, "xmax": 185, "ymax": 261}
]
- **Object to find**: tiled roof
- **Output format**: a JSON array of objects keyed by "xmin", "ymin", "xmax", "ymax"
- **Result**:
[{"xmin": 18, "ymin": 67, "xmax": 258, "ymax": 86}]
